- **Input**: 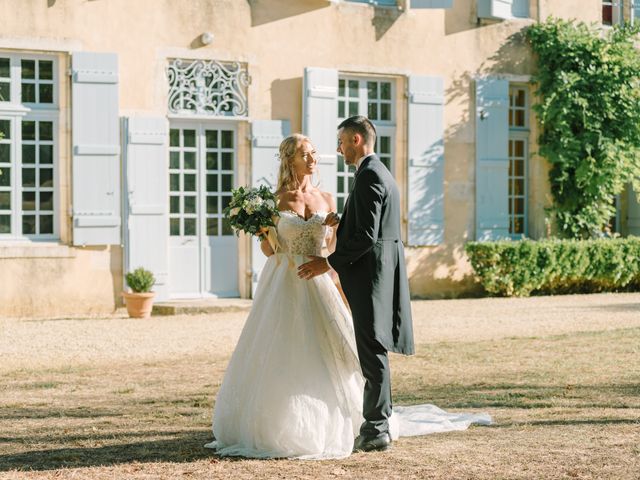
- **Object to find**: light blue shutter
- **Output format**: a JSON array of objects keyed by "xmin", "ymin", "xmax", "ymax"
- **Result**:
[
  {"xmin": 407, "ymin": 75, "xmax": 445, "ymax": 246},
  {"xmin": 303, "ymin": 67, "xmax": 338, "ymax": 199},
  {"xmin": 627, "ymin": 188, "xmax": 640, "ymax": 236},
  {"xmin": 71, "ymin": 52, "xmax": 121, "ymax": 245},
  {"xmin": 411, "ymin": 0, "xmax": 453, "ymax": 8},
  {"xmin": 511, "ymin": 0, "xmax": 529, "ymax": 18},
  {"xmin": 123, "ymin": 117, "xmax": 169, "ymax": 300},
  {"xmin": 475, "ymin": 77, "xmax": 509, "ymax": 241},
  {"xmin": 250, "ymin": 120, "xmax": 290, "ymax": 297},
  {"xmin": 478, "ymin": 0, "xmax": 528, "ymax": 19}
]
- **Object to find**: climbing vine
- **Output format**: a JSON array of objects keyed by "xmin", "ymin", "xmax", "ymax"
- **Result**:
[{"xmin": 526, "ymin": 18, "xmax": 640, "ymax": 238}]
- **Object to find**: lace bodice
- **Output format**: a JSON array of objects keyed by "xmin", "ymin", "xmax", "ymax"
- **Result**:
[{"xmin": 276, "ymin": 211, "xmax": 328, "ymax": 256}]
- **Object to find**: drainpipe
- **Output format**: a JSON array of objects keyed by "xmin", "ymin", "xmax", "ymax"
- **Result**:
[{"xmin": 537, "ymin": 0, "xmax": 541, "ymax": 22}]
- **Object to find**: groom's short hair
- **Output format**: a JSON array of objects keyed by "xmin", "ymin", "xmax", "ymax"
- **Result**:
[{"xmin": 338, "ymin": 116, "xmax": 376, "ymax": 147}]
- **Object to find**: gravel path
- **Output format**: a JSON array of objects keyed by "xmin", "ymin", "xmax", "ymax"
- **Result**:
[{"xmin": 2, "ymin": 292, "xmax": 640, "ymax": 372}]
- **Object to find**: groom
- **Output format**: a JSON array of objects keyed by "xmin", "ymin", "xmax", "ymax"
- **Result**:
[{"xmin": 298, "ymin": 115, "xmax": 414, "ymax": 452}]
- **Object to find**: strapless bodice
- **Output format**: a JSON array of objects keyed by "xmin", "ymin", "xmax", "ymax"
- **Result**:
[{"xmin": 276, "ymin": 211, "xmax": 328, "ymax": 256}]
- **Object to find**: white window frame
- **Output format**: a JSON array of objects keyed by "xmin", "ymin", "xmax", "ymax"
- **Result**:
[
  {"xmin": 508, "ymin": 84, "xmax": 529, "ymax": 239},
  {"xmin": 508, "ymin": 134, "xmax": 528, "ymax": 239},
  {"xmin": 631, "ymin": 0, "xmax": 640, "ymax": 23},
  {"xmin": 336, "ymin": 74, "xmax": 397, "ymax": 213},
  {"xmin": 374, "ymin": 125, "xmax": 395, "ymax": 172},
  {"xmin": 338, "ymin": 75, "xmax": 396, "ymax": 129},
  {"xmin": 0, "ymin": 52, "xmax": 59, "ymax": 241}
]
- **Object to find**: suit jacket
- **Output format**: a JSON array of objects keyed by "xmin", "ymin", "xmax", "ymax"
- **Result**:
[{"xmin": 328, "ymin": 155, "xmax": 414, "ymax": 355}]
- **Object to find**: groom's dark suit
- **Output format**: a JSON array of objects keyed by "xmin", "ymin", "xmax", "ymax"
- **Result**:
[{"xmin": 328, "ymin": 154, "xmax": 414, "ymax": 439}]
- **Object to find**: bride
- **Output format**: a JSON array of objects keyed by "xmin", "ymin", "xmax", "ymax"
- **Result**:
[{"xmin": 205, "ymin": 133, "xmax": 490, "ymax": 459}]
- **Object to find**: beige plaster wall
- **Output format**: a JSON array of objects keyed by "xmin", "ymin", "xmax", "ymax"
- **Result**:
[
  {"xmin": 0, "ymin": 0, "xmax": 606, "ymax": 310},
  {"xmin": 0, "ymin": 244, "xmax": 122, "ymax": 318}
]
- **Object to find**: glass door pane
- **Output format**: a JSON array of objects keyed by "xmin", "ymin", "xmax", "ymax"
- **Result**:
[
  {"xmin": 204, "ymin": 129, "xmax": 235, "ymax": 237},
  {"xmin": 0, "ymin": 118, "xmax": 12, "ymax": 234},
  {"xmin": 169, "ymin": 128, "xmax": 198, "ymax": 237}
]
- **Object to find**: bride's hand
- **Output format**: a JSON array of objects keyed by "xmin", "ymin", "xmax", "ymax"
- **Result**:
[
  {"xmin": 323, "ymin": 212, "xmax": 340, "ymax": 227},
  {"xmin": 256, "ymin": 227, "xmax": 270, "ymax": 238}
]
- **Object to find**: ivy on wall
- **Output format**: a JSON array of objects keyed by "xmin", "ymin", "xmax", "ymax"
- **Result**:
[{"xmin": 526, "ymin": 18, "xmax": 640, "ymax": 238}]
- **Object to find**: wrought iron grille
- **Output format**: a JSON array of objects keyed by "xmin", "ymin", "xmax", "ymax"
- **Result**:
[{"xmin": 167, "ymin": 59, "xmax": 249, "ymax": 117}]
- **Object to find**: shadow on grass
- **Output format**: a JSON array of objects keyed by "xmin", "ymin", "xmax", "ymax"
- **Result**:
[
  {"xmin": 559, "ymin": 303, "xmax": 640, "ymax": 313},
  {"xmin": 0, "ymin": 407, "xmax": 123, "ymax": 420},
  {"xmin": 0, "ymin": 429, "xmax": 206, "ymax": 444},
  {"xmin": 492, "ymin": 418, "xmax": 640, "ymax": 428},
  {"xmin": 394, "ymin": 383, "xmax": 640, "ymax": 410},
  {"xmin": 0, "ymin": 431, "xmax": 235, "ymax": 472}
]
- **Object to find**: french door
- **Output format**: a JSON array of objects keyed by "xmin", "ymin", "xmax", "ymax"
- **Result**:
[{"xmin": 168, "ymin": 122, "xmax": 238, "ymax": 298}]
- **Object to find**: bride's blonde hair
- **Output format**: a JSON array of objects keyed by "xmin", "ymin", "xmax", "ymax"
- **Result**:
[{"xmin": 277, "ymin": 133, "xmax": 316, "ymax": 193}]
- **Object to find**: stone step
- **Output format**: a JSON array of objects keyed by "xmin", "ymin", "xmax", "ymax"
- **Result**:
[{"xmin": 152, "ymin": 298, "xmax": 253, "ymax": 316}]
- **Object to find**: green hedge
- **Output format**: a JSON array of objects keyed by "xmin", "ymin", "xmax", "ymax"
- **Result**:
[{"xmin": 465, "ymin": 238, "xmax": 640, "ymax": 296}]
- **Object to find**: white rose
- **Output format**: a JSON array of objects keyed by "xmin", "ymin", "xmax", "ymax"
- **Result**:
[{"xmin": 265, "ymin": 199, "xmax": 276, "ymax": 209}]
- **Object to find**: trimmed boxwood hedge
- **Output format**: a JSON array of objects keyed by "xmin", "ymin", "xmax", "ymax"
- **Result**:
[{"xmin": 465, "ymin": 238, "xmax": 640, "ymax": 297}]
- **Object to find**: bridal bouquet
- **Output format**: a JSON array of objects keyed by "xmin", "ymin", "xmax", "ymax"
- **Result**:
[{"xmin": 223, "ymin": 185, "xmax": 280, "ymax": 238}]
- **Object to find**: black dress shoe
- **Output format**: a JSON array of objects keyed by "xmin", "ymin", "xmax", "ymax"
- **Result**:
[{"xmin": 353, "ymin": 433, "xmax": 392, "ymax": 453}]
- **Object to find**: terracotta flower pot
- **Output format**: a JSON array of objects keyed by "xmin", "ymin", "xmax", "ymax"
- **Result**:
[{"xmin": 122, "ymin": 291, "xmax": 155, "ymax": 318}]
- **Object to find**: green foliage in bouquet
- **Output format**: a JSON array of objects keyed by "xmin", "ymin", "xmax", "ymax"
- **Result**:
[
  {"xmin": 125, "ymin": 267, "xmax": 156, "ymax": 293},
  {"xmin": 223, "ymin": 185, "xmax": 280, "ymax": 237},
  {"xmin": 465, "ymin": 238, "xmax": 640, "ymax": 297},
  {"xmin": 526, "ymin": 18, "xmax": 640, "ymax": 238}
]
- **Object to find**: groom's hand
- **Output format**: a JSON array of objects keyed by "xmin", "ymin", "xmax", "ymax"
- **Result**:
[{"xmin": 298, "ymin": 256, "xmax": 330, "ymax": 280}]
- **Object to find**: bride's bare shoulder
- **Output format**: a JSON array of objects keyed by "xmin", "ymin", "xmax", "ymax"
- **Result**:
[
  {"xmin": 275, "ymin": 189, "xmax": 298, "ymax": 209},
  {"xmin": 318, "ymin": 190, "xmax": 336, "ymax": 211}
]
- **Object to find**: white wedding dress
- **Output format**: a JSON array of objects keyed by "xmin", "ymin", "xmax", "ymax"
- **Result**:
[{"xmin": 205, "ymin": 211, "xmax": 491, "ymax": 459}]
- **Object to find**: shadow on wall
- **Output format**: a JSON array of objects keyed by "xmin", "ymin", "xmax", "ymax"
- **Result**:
[
  {"xmin": 445, "ymin": 0, "xmax": 479, "ymax": 36},
  {"xmin": 110, "ymin": 246, "xmax": 124, "ymax": 308},
  {"xmin": 483, "ymin": 29, "xmax": 532, "ymax": 76},
  {"xmin": 271, "ymin": 77, "xmax": 303, "ymax": 132},
  {"xmin": 410, "ymin": 28, "xmax": 534, "ymax": 298},
  {"xmin": 247, "ymin": 0, "xmax": 400, "ymax": 39},
  {"xmin": 408, "ymin": 27, "xmax": 532, "ymax": 299},
  {"xmin": 408, "ymin": 244, "xmax": 485, "ymax": 299},
  {"xmin": 405, "ymin": 67, "xmax": 480, "ymax": 299},
  {"xmin": 371, "ymin": 6, "xmax": 403, "ymax": 40},
  {"xmin": 247, "ymin": 0, "xmax": 330, "ymax": 26}
]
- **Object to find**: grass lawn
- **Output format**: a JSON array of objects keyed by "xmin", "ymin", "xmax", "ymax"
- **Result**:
[{"xmin": 1, "ymin": 294, "xmax": 639, "ymax": 479}]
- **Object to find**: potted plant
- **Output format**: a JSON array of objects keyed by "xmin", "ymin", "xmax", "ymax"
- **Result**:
[{"xmin": 122, "ymin": 267, "xmax": 156, "ymax": 318}]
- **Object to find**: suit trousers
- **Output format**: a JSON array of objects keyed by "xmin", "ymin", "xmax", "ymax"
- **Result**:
[{"xmin": 354, "ymin": 328, "xmax": 392, "ymax": 438}]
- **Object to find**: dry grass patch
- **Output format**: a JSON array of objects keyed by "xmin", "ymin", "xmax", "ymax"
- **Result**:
[{"xmin": 1, "ymin": 295, "xmax": 639, "ymax": 479}]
